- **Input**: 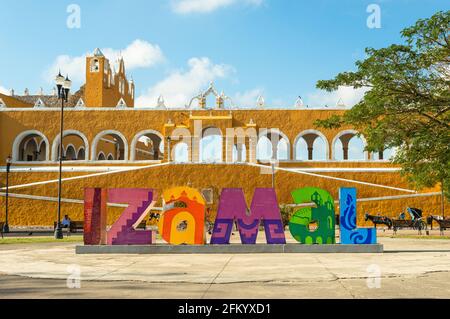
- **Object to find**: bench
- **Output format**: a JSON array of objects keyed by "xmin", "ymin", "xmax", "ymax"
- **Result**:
[
  {"xmin": 69, "ymin": 221, "xmax": 84, "ymax": 233},
  {"xmin": 53, "ymin": 221, "xmax": 84, "ymax": 235}
]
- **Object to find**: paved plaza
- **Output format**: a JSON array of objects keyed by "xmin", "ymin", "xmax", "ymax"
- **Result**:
[{"xmin": 0, "ymin": 235, "xmax": 450, "ymax": 299}]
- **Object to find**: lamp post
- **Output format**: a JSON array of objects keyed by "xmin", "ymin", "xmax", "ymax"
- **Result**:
[
  {"xmin": 442, "ymin": 180, "xmax": 446, "ymax": 220},
  {"xmin": 3, "ymin": 155, "xmax": 12, "ymax": 233},
  {"xmin": 54, "ymin": 72, "xmax": 71, "ymax": 239}
]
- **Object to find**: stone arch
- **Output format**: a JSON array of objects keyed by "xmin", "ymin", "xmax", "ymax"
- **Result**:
[
  {"xmin": 37, "ymin": 139, "xmax": 47, "ymax": 161},
  {"xmin": 372, "ymin": 147, "xmax": 397, "ymax": 161},
  {"xmin": 258, "ymin": 129, "xmax": 291, "ymax": 161},
  {"xmin": 12, "ymin": 130, "xmax": 50, "ymax": 162},
  {"xmin": 97, "ymin": 151, "xmax": 106, "ymax": 161},
  {"xmin": 91, "ymin": 130, "xmax": 128, "ymax": 162},
  {"xmin": 294, "ymin": 129, "xmax": 330, "ymax": 161},
  {"xmin": 200, "ymin": 126, "xmax": 223, "ymax": 163},
  {"xmin": 130, "ymin": 129, "xmax": 164, "ymax": 161},
  {"xmin": 256, "ymin": 135, "xmax": 273, "ymax": 161},
  {"xmin": 174, "ymin": 142, "xmax": 190, "ymax": 163},
  {"xmin": 64, "ymin": 144, "xmax": 77, "ymax": 161},
  {"xmin": 23, "ymin": 138, "xmax": 38, "ymax": 160},
  {"xmin": 77, "ymin": 147, "xmax": 86, "ymax": 160},
  {"xmin": 51, "ymin": 130, "xmax": 89, "ymax": 161},
  {"xmin": 332, "ymin": 130, "xmax": 368, "ymax": 161}
]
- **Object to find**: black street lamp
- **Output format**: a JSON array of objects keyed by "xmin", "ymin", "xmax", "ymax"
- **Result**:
[
  {"xmin": 3, "ymin": 155, "xmax": 12, "ymax": 233},
  {"xmin": 54, "ymin": 72, "xmax": 71, "ymax": 240}
]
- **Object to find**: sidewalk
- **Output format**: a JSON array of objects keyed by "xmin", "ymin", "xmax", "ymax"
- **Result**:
[{"xmin": 0, "ymin": 237, "xmax": 449, "ymax": 298}]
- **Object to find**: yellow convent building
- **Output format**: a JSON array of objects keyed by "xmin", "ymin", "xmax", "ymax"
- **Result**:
[{"xmin": 0, "ymin": 49, "xmax": 446, "ymax": 227}]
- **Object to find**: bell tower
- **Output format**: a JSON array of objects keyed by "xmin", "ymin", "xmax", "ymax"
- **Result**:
[
  {"xmin": 85, "ymin": 48, "xmax": 108, "ymax": 107},
  {"xmin": 84, "ymin": 48, "xmax": 134, "ymax": 107}
]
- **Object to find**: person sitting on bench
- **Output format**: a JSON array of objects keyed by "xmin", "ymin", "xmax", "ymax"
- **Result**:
[{"xmin": 61, "ymin": 215, "xmax": 71, "ymax": 229}]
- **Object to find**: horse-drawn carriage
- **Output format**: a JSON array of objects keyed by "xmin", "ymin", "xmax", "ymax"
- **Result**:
[{"xmin": 365, "ymin": 207, "xmax": 427, "ymax": 234}]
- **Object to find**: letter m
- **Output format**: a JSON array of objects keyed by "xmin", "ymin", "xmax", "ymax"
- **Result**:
[{"xmin": 211, "ymin": 188, "xmax": 286, "ymax": 245}]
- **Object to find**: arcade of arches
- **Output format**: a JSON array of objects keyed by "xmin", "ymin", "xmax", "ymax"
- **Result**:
[
  {"xmin": 1, "ymin": 108, "xmax": 444, "ymax": 227},
  {"xmin": 6, "ymin": 121, "xmax": 392, "ymax": 163}
]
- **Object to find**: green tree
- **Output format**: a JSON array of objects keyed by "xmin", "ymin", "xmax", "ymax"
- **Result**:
[{"xmin": 315, "ymin": 11, "xmax": 450, "ymax": 199}]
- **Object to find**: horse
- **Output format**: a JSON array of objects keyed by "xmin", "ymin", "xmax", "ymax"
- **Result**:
[
  {"xmin": 364, "ymin": 213, "xmax": 393, "ymax": 229},
  {"xmin": 430, "ymin": 215, "xmax": 450, "ymax": 236}
]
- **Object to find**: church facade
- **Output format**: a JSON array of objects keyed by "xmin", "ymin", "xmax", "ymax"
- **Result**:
[{"xmin": 0, "ymin": 49, "xmax": 445, "ymax": 226}]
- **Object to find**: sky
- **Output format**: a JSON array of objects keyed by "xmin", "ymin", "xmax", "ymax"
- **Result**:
[{"xmin": 0, "ymin": 0, "xmax": 448, "ymax": 109}]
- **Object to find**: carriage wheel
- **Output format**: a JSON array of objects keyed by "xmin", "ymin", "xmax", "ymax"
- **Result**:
[{"xmin": 417, "ymin": 221, "xmax": 427, "ymax": 231}]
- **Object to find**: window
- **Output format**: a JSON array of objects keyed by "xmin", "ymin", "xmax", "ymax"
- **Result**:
[
  {"xmin": 90, "ymin": 59, "xmax": 100, "ymax": 73},
  {"xmin": 117, "ymin": 98, "xmax": 127, "ymax": 108},
  {"xmin": 34, "ymin": 98, "xmax": 46, "ymax": 108},
  {"xmin": 97, "ymin": 152, "xmax": 106, "ymax": 161},
  {"xmin": 75, "ymin": 98, "xmax": 85, "ymax": 108}
]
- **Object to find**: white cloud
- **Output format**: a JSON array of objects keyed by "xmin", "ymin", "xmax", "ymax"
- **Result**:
[
  {"xmin": 233, "ymin": 88, "xmax": 263, "ymax": 107},
  {"xmin": 136, "ymin": 57, "xmax": 234, "ymax": 108},
  {"xmin": 44, "ymin": 39, "xmax": 165, "ymax": 86},
  {"xmin": 102, "ymin": 40, "xmax": 165, "ymax": 70},
  {"xmin": 45, "ymin": 55, "xmax": 86, "ymax": 85},
  {"xmin": 0, "ymin": 85, "xmax": 9, "ymax": 95},
  {"xmin": 171, "ymin": 0, "xmax": 263, "ymax": 14},
  {"xmin": 306, "ymin": 86, "xmax": 370, "ymax": 108}
]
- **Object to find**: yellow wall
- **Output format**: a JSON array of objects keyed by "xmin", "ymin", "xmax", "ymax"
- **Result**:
[
  {"xmin": 0, "ymin": 164, "xmax": 447, "ymax": 227},
  {"xmin": 0, "ymin": 108, "xmax": 447, "ymax": 226}
]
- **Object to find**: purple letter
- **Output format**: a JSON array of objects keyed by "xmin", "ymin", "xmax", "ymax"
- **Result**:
[
  {"xmin": 211, "ymin": 188, "xmax": 286, "ymax": 245},
  {"xmin": 107, "ymin": 189, "xmax": 157, "ymax": 245}
]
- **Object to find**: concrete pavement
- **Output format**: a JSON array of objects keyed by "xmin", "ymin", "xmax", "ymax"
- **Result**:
[{"xmin": 0, "ymin": 237, "xmax": 450, "ymax": 298}]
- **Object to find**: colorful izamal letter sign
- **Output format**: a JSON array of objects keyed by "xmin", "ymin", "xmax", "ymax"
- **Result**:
[
  {"xmin": 106, "ymin": 188, "xmax": 157, "ymax": 245},
  {"xmin": 289, "ymin": 187, "xmax": 336, "ymax": 245},
  {"xmin": 210, "ymin": 188, "xmax": 286, "ymax": 245},
  {"xmin": 83, "ymin": 186, "xmax": 377, "ymax": 246},
  {"xmin": 84, "ymin": 188, "xmax": 157, "ymax": 246},
  {"xmin": 84, "ymin": 188, "xmax": 107, "ymax": 245},
  {"xmin": 158, "ymin": 187, "xmax": 206, "ymax": 245},
  {"xmin": 339, "ymin": 188, "xmax": 377, "ymax": 244}
]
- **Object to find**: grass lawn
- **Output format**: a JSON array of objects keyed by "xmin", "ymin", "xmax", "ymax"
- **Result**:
[{"xmin": 0, "ymin": 236, "xmax": 83, "ymax": 244}]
